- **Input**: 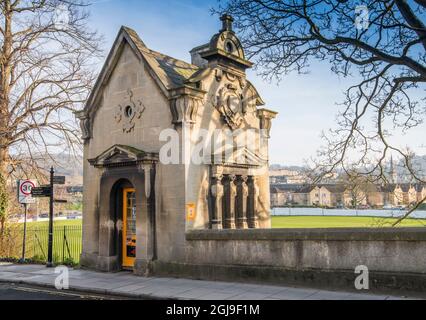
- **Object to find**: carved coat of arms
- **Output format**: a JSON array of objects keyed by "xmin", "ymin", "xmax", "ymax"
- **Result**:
[
  {"xmin": 214, "ymin": 84, "xmax": 243, "ymax": 130},
  {"xmin": 114, "ymin": 89, "xmax": 146, "ymax": 133}
]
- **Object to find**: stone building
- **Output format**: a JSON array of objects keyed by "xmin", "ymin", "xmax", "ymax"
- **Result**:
[
  {"xmin": 270, "ymin": 184, "xmax": 304, "ymax": 206},
  {"xmin": 271, "ymin": 183, "xmax": 412, "ymax": 208},
  {"xmin": 381, "ymin": 184, "xmax": 404, "ymax": 206},
  {"xmin": 292, "ymin": 185, "xmax": 334, "ymax": 206},
  {"xmin": 400, "ymin": 184, "xmax": 418, "ymax": 206},
  {"xmin": 415, "ymin": 184, "xmax": 426, "ymax": 203},
  {"xmin": 76, "ymin": 15, "xmax": 277, "ymax": 272},
  {"xmin": 366, "ymin": 185, "xmax": 385, "ymax": 208}
]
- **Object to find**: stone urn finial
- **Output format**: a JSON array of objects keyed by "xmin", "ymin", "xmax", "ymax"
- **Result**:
[{"xmin": 220, "ymin": 14, "xmax": 234, "ymax": 32}]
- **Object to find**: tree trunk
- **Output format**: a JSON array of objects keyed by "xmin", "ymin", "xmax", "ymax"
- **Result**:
[
  {"xmin": 0, "ymin": 216, "xmax": 4, "ymax": 236},
  {"xmin": 0, "ymin": 147, "xmax": 9, "ymax": 174},
  {"xmin": 0, "ymin": 166, "xmax": 7, "ymax": 255},
  {"xmin": 0, "ymin": 0, "xmax": 12, "ymax": 239},
  {"xmin": 0, "ymin": 1, "xmax": 12, "ymax": 166}
]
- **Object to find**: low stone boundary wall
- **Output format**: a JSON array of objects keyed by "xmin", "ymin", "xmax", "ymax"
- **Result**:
[{"xmin": 152, "ymin": 228, "xmax": 426, "ymax": 294}]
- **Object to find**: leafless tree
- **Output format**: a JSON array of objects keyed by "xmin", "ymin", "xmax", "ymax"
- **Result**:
[
  {"xmin": 218, "ymin": 0, "xmax": 426, "ymax": 223},
  {"xmin": 0, "ymin": 0, "xmax": 101, "ymax": 225},
  {"xmin": 337, "ymin": 170, "xmax": 373, "ymax": 208}
]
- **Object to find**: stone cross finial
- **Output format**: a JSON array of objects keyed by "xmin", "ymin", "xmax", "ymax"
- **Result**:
[{"xmin": 220, "ymin": 14, "xmax": 234, "ymax": 32}]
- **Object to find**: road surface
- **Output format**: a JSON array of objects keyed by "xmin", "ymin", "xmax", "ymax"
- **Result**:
[{"xmin": 0, "ymin": 283, "xmax": 121, "ymax": 300}]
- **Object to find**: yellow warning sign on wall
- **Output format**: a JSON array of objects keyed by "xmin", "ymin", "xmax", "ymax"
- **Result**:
[{"xmin": 186, "ymin": 203, "xmax": 196, "ymax": 221}]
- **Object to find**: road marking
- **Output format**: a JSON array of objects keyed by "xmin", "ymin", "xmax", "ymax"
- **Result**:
[{"xmin": 12, "ymin": 285, "xmax": 110, "ymax": 300}]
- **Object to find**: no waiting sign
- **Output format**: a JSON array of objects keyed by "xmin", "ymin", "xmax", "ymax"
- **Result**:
[{"xmin": 18, "ymin": 180, "xmax": 37, "ymax": 204}]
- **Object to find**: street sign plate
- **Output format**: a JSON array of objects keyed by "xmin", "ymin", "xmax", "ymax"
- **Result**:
[
  {"xmin": 18, "ymin": 180, "xmax": 36, "ymax": 204},
  {"xmin": 31, "ymin": 186, "xmax": 52, "ymax": 197},
  {"xmin": 53, "ymin": 176, "xmax": 66, "ymax": 185},
  {"xmin": 54, "ymin": 199, "xmax": 68, "ymax": 203}
]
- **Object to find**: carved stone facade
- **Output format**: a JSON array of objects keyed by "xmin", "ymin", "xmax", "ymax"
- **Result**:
[
  {"xmin": 258, "ymin": 108, "xmax": 277, "ymax": 138},
  {"xmin": 77, "ymin": 15, "xmax": 276, "ymax": 273},
  {"xmin": 75, "ymin": 110, "xmax": 91, "ymax": 140},
  {"xmin": 169, "ymin": 86, "xmax": 204, "ymax": 125},
  {"xmin": 114, "ymin": 89, "xmax": 146, "ymax": 133},
  {"xmin": 214, "ymin": 84, "xmax": 244, "ymax": 130}
]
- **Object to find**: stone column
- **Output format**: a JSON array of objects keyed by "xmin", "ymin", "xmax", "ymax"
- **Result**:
[
  {"xmin": 143, "ymin": 164, "xmax": 156, "ymax": 262},
  {"xmin": 223, "ymin": 175, "xmax": 237, "ymax": 229},
  {"xmin": 210, "ymin": 174, "xmax": 224, "ymax": 229},
  {"xmin": 247, "ymin": 176, "xmax": 259, "ymax": 228},
  {"xmin": 235, "ymin": 175, "xmax": 248, "ymax": 229}
]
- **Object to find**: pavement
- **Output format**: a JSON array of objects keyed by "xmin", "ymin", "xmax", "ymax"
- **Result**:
[{"xmin": 0, "ymin": 263, "xmax": 420, "ymax": 300}]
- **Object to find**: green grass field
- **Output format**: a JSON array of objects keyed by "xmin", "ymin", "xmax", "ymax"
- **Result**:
[
  {"xmin": 25, "ymin": 215, "xmax": 426, "ymax": 229},
  {"xmin": 271, "ymin": 216, "xmax": 426, "ymax": 228},
  {"xmin": 26, "ymin": 219, "xmax": 83, "ymax": 228},
  {"xmin": 13, "ymin": 219, "xmax": 83, "ymax": 265}
]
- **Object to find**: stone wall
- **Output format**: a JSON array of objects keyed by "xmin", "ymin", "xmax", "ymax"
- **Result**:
[
  {"xmin": 148, "ymin": 228, "xmax": 426, "ymax": 293},
  {"xmin": 81, "ymin": 43, "xmax": 179, "ymax": 269}
]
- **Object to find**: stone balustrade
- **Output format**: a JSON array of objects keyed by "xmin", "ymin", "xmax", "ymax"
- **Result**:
[{"xmin": 209, "ymin": 173, "xmax": 259, "ymax": 230}]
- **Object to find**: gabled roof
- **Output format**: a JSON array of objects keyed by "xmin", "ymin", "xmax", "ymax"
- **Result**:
[
  {"xmin": 380, "ymin": 184, "xmax": 399, "ymax": 192},
  {"xmin": 399, "ymin": 183, "xmax": 414, "ymax": 192},
  {"xmin": 84, "ymin": 26, "xmax": 199, "ymax": 113},
  {"xmin": 123, "ymin": 27, "xmax": 199, "ymax": 89},
  {"xmin": 320, "ymin": 184, "xmax": 346, "ymax": 193},
  {"xmin": 414, "ymin": 183, "xmax": 426, "ymax": 192},
  {"xmin": 294, "ymin": 185, "xmax": 318, "ymax": 194},
  {"xmin": 270, "ymin": 186, "xmax": 280, "ymax": 194},
  {"xmin": 270, "ymin": 184, "xmax": 305, "ymax": 192}
]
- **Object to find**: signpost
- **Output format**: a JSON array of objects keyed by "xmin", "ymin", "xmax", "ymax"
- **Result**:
[
  {"xmin": 17, "ymin": 179, "xmax": 36, "ymax": 263},
  {"xmin": 29, "ymin": 167, "xmax": 66, "ymax": 267},
  {"xmin": 31, "ymin": 186, "xmax": 52, "ymax": 197},
  {"xmin": 47, "ymin": 167, "xmax": 54, "ymax": 267},
  {"xmin": 53, "ymin": 176, "xmax": 65, "ymax": 185}
]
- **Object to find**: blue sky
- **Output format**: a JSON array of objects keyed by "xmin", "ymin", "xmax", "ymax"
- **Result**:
[{"xmin": 88, "ymin": 0, "xmax": 426, "ymax": 166}]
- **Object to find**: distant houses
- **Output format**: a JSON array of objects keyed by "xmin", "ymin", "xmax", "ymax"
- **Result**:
[
  {"xmin": 415, "ymin": 184, "xmax": 426, "ymax": 203},
  {"xmin": 271, "ymin": 183, "xmax": 426, "ymax": 208}
]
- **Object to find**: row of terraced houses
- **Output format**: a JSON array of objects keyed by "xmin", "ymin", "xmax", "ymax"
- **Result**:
[{"xmin": 270, "ymin": 183, "xmax": 426, "ymax": 208}]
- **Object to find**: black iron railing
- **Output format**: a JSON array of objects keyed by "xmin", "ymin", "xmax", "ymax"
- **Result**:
[{"xmin": 1, "ymin": 225, "xmax": 83, "ymax": 265}]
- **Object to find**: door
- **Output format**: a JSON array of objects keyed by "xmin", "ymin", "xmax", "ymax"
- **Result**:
[{"xmin": 122, "ymin": 188, "xmax": 136, "ymax": 268}]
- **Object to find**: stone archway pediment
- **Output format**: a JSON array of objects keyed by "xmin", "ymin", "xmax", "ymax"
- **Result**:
[{"xmin": 88, "ymin": 144, "xmax": 158, "ymax": 168}]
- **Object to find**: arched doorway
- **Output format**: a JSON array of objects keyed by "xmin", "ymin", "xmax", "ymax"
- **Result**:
[{"xmin": 88, "ymin": 145, "xmax": 158, "ymax": 272}]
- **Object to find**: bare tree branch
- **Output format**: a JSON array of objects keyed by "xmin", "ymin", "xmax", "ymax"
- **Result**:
[
  {"xmin": 218, "ymin": 0, "xmax": 426, "ymax": 222},
  {"xmin": 0, "ymin": 0, "xmax": 102, "ymax": 193}
]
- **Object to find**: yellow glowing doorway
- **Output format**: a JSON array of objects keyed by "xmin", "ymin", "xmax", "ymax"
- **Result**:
[{"xmin": 122, "ymin": 188, "xmax": 136, "ymax": 268}]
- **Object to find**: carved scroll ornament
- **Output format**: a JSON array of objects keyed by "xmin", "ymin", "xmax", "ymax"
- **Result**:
[
  {"xmin": 214, "ymin": 86, "xmax": 243, "ymax": 130},
  {"xmin": 114, "ymin": 89, "xmax": 146, "ymax": 133}
]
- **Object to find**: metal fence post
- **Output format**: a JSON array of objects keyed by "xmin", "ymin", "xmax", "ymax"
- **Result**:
[{"xmin": 62, "ymin": 226, "xmax": 66, "ymax": 263}]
